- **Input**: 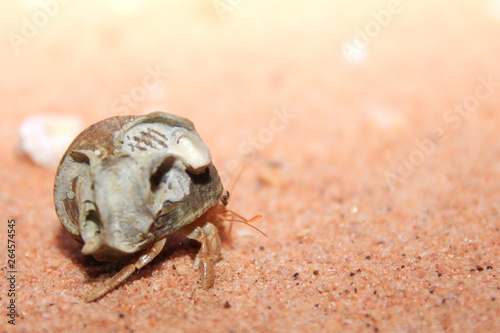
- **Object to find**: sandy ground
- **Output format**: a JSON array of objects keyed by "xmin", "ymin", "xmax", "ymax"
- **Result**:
[{"xmin": 1, "ymin": 1, "xmax": 500, "ymax": 332}]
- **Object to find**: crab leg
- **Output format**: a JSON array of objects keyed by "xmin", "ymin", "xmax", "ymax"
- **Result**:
[
  {"xmin": 181, "ymin": 222, "xmax": 221, "ymax": 290},
  {"xmin": 85, "ymin": 238, "xmax": 167, "ymax": 302}
]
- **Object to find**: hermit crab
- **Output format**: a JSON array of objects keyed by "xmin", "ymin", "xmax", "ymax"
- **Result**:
[{"xmin": 53, "ymin": 112, "xmax": 262, "ymax": 302}]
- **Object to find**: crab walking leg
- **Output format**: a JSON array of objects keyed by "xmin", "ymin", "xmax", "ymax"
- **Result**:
[
  {"xmin": 85, "ymin": 238, "xmax": 167, "ymax": 302},
  {"xmin": 183, "ymin": 222, "xmax": 221, "ymax": 289}
]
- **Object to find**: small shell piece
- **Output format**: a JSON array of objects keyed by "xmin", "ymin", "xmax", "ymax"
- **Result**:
[{"xmin": 17, "ymin": 114, "xmax": 83, "ymax": 167}]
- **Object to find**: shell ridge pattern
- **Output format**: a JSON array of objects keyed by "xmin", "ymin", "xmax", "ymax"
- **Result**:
[{"xmin": 120, "ymin": 123, "xmax": 175, "ymax": 154}]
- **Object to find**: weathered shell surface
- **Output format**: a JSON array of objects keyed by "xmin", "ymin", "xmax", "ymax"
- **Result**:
[{"xmin": 54, "ymin": 112, "xmax": 223, "ymax": 261}]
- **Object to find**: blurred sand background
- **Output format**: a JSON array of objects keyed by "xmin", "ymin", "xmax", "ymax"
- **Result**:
[{"xmin": 1, "ymin": 0, "xmax": 500, "ymax": 332}]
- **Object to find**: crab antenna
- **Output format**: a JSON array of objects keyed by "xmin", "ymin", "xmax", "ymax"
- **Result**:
[
  {"xmin": 225, "ymin": 160, "xmax": 250, "ymax": 237},
  {"xmin": 217, "ymin": 212, "xmax": 267, "ymax": 238}
]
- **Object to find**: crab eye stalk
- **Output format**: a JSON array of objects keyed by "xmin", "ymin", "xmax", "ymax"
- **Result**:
[{"xmin": 221, "ymin": 190, "xmax": 230, "ymax": 206}]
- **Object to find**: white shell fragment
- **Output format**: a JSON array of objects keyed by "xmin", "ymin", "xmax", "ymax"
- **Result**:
[{"xmin": 17, "ymin": 114, "xmax": 83, "ymax": 167}]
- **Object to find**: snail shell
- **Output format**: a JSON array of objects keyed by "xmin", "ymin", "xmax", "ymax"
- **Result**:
[{"xmin": 54, "ymin": 112, "xmax": 223, "ymax": 261}]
